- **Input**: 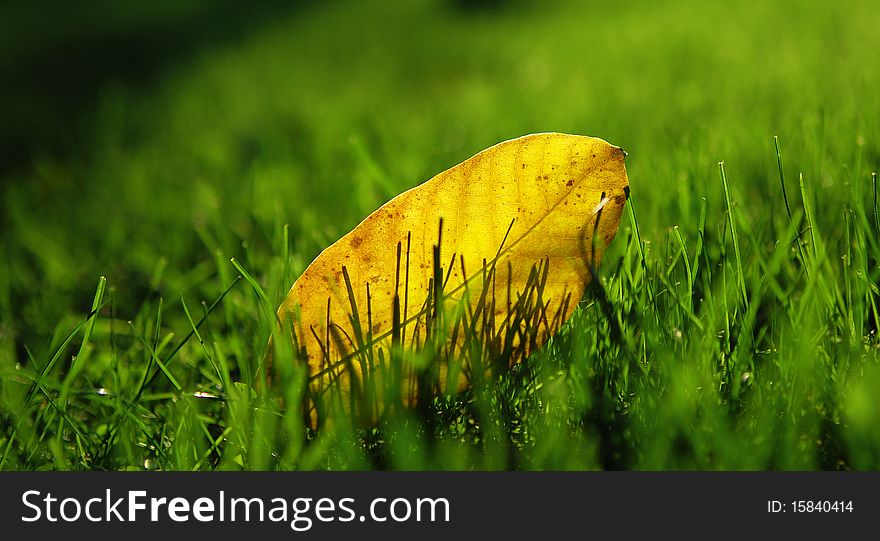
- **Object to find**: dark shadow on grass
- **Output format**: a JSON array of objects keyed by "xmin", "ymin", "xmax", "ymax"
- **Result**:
[{"xmin": 0, "ymin": 0, "xmax": 314, "ymax": 178}]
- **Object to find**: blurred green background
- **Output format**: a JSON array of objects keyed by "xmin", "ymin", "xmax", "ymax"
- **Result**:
[{"xmin": 1, "ymin": 0, "xmax": 878, "ymax": 470}]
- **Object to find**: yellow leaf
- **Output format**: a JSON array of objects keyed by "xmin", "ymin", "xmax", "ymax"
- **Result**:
[{"xmin": 275, "ymin": 132, "xmax": 629, "ymax": 424}]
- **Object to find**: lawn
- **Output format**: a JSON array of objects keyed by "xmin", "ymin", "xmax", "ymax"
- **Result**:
[{"xmin": 1, "ymin": 0, "xmax": 879, "ymax": 470}]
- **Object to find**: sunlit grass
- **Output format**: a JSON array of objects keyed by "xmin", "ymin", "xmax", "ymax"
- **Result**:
[{"xmin": 1, "ymin": 0, "xmax": 879, "ymax": 471}]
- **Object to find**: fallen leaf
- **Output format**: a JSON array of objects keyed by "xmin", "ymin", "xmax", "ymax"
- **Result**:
[{"xmin": 275, "ymin": 132, "xmax": 629, "ymax": 424}]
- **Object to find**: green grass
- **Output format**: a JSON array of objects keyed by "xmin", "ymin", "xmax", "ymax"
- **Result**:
[{"xmin": 1, "ymin": 0, "xmax": 879, "ymax": 470}]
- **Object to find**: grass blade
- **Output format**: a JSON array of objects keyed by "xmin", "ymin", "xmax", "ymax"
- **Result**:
[{"xmin": 719, "ymin": 161, "xmax": 748, "ymax": 308}]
